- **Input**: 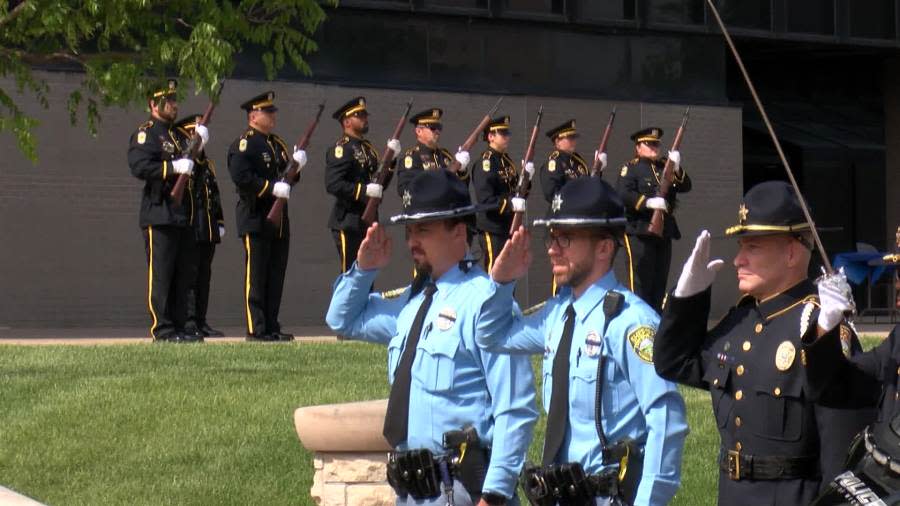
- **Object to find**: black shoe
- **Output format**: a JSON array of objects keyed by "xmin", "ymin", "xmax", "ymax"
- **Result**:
[
  {"xmin": 198, "ymin": 323, "xmax": 224, "ymax": 337},
  {"xmin": 246, "ymin": 333, "xmax": 278, "ymax": 342},
  {"xmin": 275, "ymin": 332, "xmax": 294, "ymax": 342},
  {"xmin": 154, "ymin": 332, "xmax": 182, "ymax": 343}
]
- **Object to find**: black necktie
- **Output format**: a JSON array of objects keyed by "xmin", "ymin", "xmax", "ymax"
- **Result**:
[
  {"xmin": 383, "ymin": 282, "xmax": 437, "ymax": 447},
  {"xmin": 543, "ymin": 303, "xmax": 576, "ymax": 465}
]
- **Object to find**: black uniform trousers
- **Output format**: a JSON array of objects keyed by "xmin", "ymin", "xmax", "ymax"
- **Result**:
[
  {"xmin": 624, "ymin": 233, "xmax": 671, "ymax": 311},
  {"xmin": 242, "ymin": 233, "xmax": 289, "ymax": 337},
  {"xmin": 479, "ymin": 231, "xmax": 508, "ymax": 274},
  {"xmin": 143, "ymin": 225, "xmax": 196, "ymax": 339},
  {"xmin": 331, "ymin": 229, "xmax": 364, "ymax": 274},
  {"xmin": 186, "ymin": 242, "xmax": 216, "ymax": 329}
]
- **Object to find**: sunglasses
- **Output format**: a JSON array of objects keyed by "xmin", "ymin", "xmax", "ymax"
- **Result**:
[{"xmin": 420, "ymin": 124, "xmax": 442, "ymax": 132}]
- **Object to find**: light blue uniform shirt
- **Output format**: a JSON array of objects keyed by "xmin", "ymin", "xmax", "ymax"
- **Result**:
[
  {"xmin": 326, "ymin": 261, "xmax": 538, "ymax": 498},
  {"xmin": 475, "ymin": 271, "xmax": 688, "ymax": 506}
]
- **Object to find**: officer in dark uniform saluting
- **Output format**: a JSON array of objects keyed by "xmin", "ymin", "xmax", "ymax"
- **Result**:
[
  {"xmin": 228, "ymin": 91, "xmax": 306, "ymax": 342},
  {"xmin": 173, "ymin": 114, "xmax": 225, "ymax": 338},
  {"xmin": 128, "ymin": 79, "xmax": 204, "ymax": 343},
  {"xmin": 325, "ymin": 97, "xmax": 399, "ymax": 273},
  {"xmin": 396, "ymin": 108, "xmax": 469, "ymax": 195},
  {"xmin": 653, "ymin": 181, "xmax": 875, "ymax": 506},
  {"xmin": 470, "ymin": 116, "xmax": 522, "ymax": 272},
  {"xmin": 539, "ymin": 120, "xmax": 589, "ymax": 203},
  {"xmin": 615, "ymin": 127, "xmax": 691, "ymax": 311}
]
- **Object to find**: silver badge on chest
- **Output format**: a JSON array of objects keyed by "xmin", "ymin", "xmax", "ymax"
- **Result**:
[{"xmin": 436, "ymin": 307, "xmax": 457, "ymax": 331}]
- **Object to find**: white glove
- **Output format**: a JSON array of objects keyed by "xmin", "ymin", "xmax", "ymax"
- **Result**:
[
  {"xmin": 524, "ymin": 161, "xmax": 535, "ymax": 177},
  {"xmin": 387, "ymin": 139, "xmax": 401, "ymax": 157},
  {"xmin": 817, "ymin": 268, "xmax": 854, "ymax": 332},
  {"xmin": 511, "ymin": 197, "xmax": 527, "ymax": 213},
  {"xmin": 455, "ymin": 150, "xmax": 470, "ymax": 167},
  {"xmin": 273, "ymin": 181, "xmax": 291, "ymax": 199},
  {"xmin": 646, "ymin": 197, "xmax": 668, "ymax": 212},
  {"xmin": 674, "ymin": 230, "xmax": 725, "ymax": 298},
  {"xmin": 594, "ymin": 150, "xmax": 608, "ymax": 170},
  {"xmin": 195, "ymin": 125, "xmax": 209, "ymax": 150},
  {"xmin": 173, "ymin": 158, "xmax": 194, "ymax": 176},
  {"xmin": 365, "ymin": 183, "xmax": 383, "ymax": 199},
  {"xmin": 218, "ymin": 224, "xmax": 226, "ymax": 239},
  {"xmin": 668, "ymin": 150, "xmax": 681, "ymax": 170},
  {"xmin": 292, "ymin": 147, "xmax": 308, "ymax": 169}
]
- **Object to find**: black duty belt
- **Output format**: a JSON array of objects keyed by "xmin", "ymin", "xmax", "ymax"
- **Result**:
[{"xmin": 719, "ymin": 448, "xmax": 819, "ymax": 481}]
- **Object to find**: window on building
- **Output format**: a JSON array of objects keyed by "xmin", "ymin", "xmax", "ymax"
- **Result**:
[
  {"xmin": 425, "ymin": 0, "xmax": 488, "ymax": 8},
  {"xmin": 575, "ymin": 0, "xmax": 636, "ymax": 21},
  {"xmin": 647, "ymin": 0, "xmax": 705, "ymax": 25},
  {"xmin": 849, "ymin": 0, "xmax": 895, "ymax": 39},
  {"xmin": 503, "ymin": 0, "xmax": 564, "ymax": 14},
  {"xmin": 718, "ymin": 0, "xmax": 771, "ymax": 31},
  {"xmin": 786, "ymin": 0, "xmax": 834, "ymax": 36}
]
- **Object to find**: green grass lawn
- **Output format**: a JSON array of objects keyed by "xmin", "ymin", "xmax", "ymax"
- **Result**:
[{"xmin": 0, "ymin": 336, "xmax": 883, "ymax": 505}]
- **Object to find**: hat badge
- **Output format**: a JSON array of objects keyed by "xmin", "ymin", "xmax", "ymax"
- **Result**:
[
  {"xmin": 738, "ymin": 204, "xmax": 749, "ymax": 225},
  {"xmin": 551, "ymin": 194, "xmax": 563, "ymax": 213},
  {"xmin": 402, "ymin": 190, "xmax": 412, "ymax": 209}
]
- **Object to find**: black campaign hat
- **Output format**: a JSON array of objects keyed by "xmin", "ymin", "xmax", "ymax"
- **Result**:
[
  {"xmin": 630, "ymin": 127, "xmax": 663, "ymax": 143},
  {"xmin": 333, "ymin": 96, "xmax": 367, "ymax": 120},
  {"xmin": 240, "ymin": 91, "xmax": 277, "ymax": 112},
  {"xmin": 482, "ymin": 115, "xmax": 511, "ymax": 140},
  {"xmin": 534, "ymin": 177, "xmax": 626, "ymax": 228},
  {"xmin": 410, "ymin": 108, "xmax": 443, "ymax": 127},
  {"xmin": 390, "ymin": 170, "xmax": 495, "ymax": 225},
  {"xmin": 725, "ymin": 180, "xmax": 811, "ymax": 236},
  {"xmin": 546, "ymin": 120, "xmax": 579, "ymax": 141},
  {"xmin": 174, "ymin": 114, "xmax": 202, "ymax": 131},
  {"xmin": 149, "ymin": 79, "xmax": 177, "ymax": 101}
]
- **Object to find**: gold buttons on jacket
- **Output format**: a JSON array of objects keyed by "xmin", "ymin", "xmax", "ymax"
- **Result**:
[
  {"xmin": 713, "ymin": 378, "xmax": 720, "ymax": 386},
  {"xmin": 755, "ymin": 323, "xmax": 763, "ymax": 333},
  {"xmin": 735, "ymin": 390, "xmax": 744, "ymax": 400},
  {"xmin": 735, "ymin": 416, "xmax": 742, "ymax": 427},
  {"xmin": 742, "ymin": 341, "xmax": 752, "ymax": 352},
  {"xmin": 735, "ymin": 442, "xmax": 742, "ymax": 451},
  {"xmin": 774, "ymin": 387, "xmax": 782, "ymax": 397},
  {"xmin": 736, "ymin": 365, "xmax": 745, "ymax": 376}
]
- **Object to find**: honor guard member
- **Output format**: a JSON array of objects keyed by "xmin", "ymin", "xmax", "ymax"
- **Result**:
[
  {"xmin": 128, "ymin": 79, "xmax": 204, "ymax": 343},
  {"xmin": 471, "ymin": 116, "xmax": 522, "ymax": 272},
  {"xmin": 174, "ymin": 114, "xmax": 225, "ymax": 338},
  {"xmin": 539, "ymin": 120, "xmax": 590, "ymax": 204},
  {"xmin": 228, "ymin": 91, "xmax": 306, "ymax": 342},
  {"xmin": 396, "ymin": 108, "xmax": 468, "ymax": 195},
  {"xmin": 476, "ymin": 177, "xmax": 688, "ymax": 506},
  {"xmin": 615, "ymin": 127, "xmax": 691, "ymax": 312},
  {"xmin": 325, "ymin": 97, "xmax": 399, "ymax": 273},
  {"xmin": 326, "ymin": 169, "xmax": 538, "ymax": 505},
  {"xmin": 653, "ymin": 181, "xmax": 875, "ymax": 506}
]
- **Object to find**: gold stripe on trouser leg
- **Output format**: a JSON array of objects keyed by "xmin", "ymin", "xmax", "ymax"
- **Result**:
[
  {"xmin": 340, "ymin": 230, "xmax": 347, "ymax": 273},
  {"xmin": 244, "ymin": 235, "xmax": 254, "ymax": 335},
  {"xmin": 484, "ymin": 232, "xmax": 495, "ymax": 273},
  {"xmin": 147, "ymin": 226, "xmax": 158, "ymax": 337},
  {"xmin": 623, "ymin": 234, "xmax": 635, "ymax": 291}
]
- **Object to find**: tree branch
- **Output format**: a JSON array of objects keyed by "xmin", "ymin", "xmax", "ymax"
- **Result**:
[{"xmin": 0, "ymin": 1, "xmax": 29, "ymax": 30}]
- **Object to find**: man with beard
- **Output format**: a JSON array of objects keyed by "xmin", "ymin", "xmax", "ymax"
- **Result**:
[
  {"xmin": 396, "ymin": 108, "xmax": 469, "ymax": 195},
  {"xmin": 615, "ymin": 127, "xmax": 691, "ymax": 311},
  {"xmin": 326, "ymin": 169, "xmax": 537, "ymax": 505},
  {"xmin": 128, "ymin": 79, "xmax": 205, "ymax": 343},
  {"xmin": 228, "ymin": 91, "xmax": 306, "ymax": 342},
  {"xmin": 325, "ymin": 97, "xmax": 400, "ymax": 273},
  {"xmin": 653, "ymin": 181, "xmax": 874, "ymax": 506},
  {"xmin": 476, "ymin": 177, "xmax": 688, "ymax": 506}
]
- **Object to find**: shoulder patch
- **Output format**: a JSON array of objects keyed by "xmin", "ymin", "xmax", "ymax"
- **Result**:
[
  {"xmin": 245, "ymin": 129, "xmax": 255, "ymax": 137},
  {"xmin": 619, "ymin": 165, "xmax": 628, "ymax": 177},
  {"xmin": 380, "ymin": 287, "xmax": 409, "ymax": 300},
  {"xmin": 522, "ymin": 301, "xmax": 547, "ymax": 316},
  {"xmin": 137, "ymin": 131, "xmax": 147, "ymax": 145},
  {"xmin": 548, "ymin": 160, "xmax": 557, "ymax": 172},
  {"xmin": 335, "ymin": 145, "xmax": 344, "ymax": 158},
  {"xmin": 482, "ymin": 159, "xmax": 492, "ymax": 172},
  {"xmin": 238, "ymin": 138, "xmax": 248, "ymax": 152},
  {"xmin": 549, "ymin": 150, "xmax": 560, "ymax": 160},
  {"xmin": 482, "ymin": 150, "xmax": 492, "ymax": 159},
  {"xmin": 628, "ymin": 325, "xmax": 655, "ymax": 364},
  {"xmin": 839, "ymin": 324, "xmax": 853, "ymax": 358}
]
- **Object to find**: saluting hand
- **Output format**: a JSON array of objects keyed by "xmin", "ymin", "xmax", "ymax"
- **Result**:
[
  {"xmin": 673, "ymin": 230, "xmax": 724, "ymax": 298},
  {"xmin": 357, "ymin": 222, "xmax": 392, "ymax": 271},
  {"xmin": 490, "ymin": 226, "xmax": 532, "ymax": 284}
]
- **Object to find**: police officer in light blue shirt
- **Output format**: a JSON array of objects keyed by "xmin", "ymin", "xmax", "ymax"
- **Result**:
[
  {"xmin": 475, "ymin": 177, "xmax": 688, "ymax": 506},
  {"xmin": 326, "ymin": 169, "xmax": 538, "ymax": 506}
]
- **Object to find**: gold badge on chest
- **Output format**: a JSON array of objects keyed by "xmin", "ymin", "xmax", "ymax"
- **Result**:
[{"xmin": 775, "ymin": 340, "xmax": 796, "ymax": 371}]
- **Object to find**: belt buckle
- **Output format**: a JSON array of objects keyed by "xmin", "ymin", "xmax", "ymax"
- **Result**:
[{"xmin": 726, "ymin": 449, "xmax": 741, "ymax": 480}]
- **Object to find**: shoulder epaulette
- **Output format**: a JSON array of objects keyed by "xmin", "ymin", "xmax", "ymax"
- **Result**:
[
  {"xmin": 522, "ymin": 300, "xmax": 547, "ymax": 316},
  {"xmin": 243, "ymin": 129, "xmax": 255, "ymax": 138},
  {"xmin": 403, "ymin": 146, "xmax": 416, "ymax": 156},
  {"xmin": 139, "ymin": 120, "xmax": 153, "ymax": 130},
  {"xmin": 482, "ymin": 150, "xmax": 492, "ymax": 159},
  {"xmin": 549, "ymin": 150, "xmax": 560, "ymax": 160},
  {"xmin": 380, "ymin": 287, "xmax": 409, "ymax": 300},
  {"xmin": 336, "ymin": 135, "xmax": 350, "ymax": 146},
  {"xmin": 629, "ymin": 157, "xmax": 640, "ymax": 164}
]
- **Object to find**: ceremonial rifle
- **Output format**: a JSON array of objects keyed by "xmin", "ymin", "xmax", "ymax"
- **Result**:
[
  {"xmin": 590, "ymin": 106, "xmax": 617, "ymax": 177},
  {"xmin": 447, "ymin": 97, "xmax": 504, "ymax": 174},
  {"xmin": 508, "ymin": 106, "xmax": 543, "ymax": 235},
  {"xmin": 266, "ymin": 102, "xmax": 326, "ymax": 224},
  {"xmin": 361, "ymin": 99, "xmax": 414, "ymax": 225},
  {"xmin": 647, "ymin": 108, "xmax": 690, "ymax": 237},
  {"xmin": 170, "ymin": 81, "xmax": 224, "ymax": 204}
]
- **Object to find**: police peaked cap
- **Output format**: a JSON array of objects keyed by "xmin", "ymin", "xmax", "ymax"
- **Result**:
[
  {"xmin": 725, "ymin": 180, "xmax": 811, "ymax": 237},
  {"xmin": 546, "ymin": 120, "xmax": 579, "ymax": 141},
  {"xmin": 391, "ymin": 170, "xmax": 496, "ymax": 225},
  {"xmin": 241, "ymin": 91, "xmax": 277, "ymax": 112},
  {"xmin": 174, "ymin": 114, "xmax": 202, "ymax": 131},
  {"xmin": 149, "ymin": 79, "xmax": 177, "ymax": 100},
  {"xmin": 630, "ymin": 127, "xmax": 663, "ymax": 143},
  {"xmin": 483, "ymin": 116, "xmax": 511, "ymax": 140},
  {"xmin": 410, "ymin": 108, "xmax": 443, "ymax": 126},
  {"xmin": 534, "ymin": 177, "xmax": 627, "ymax": 228},
  {"xmin": 333, "ymin": 96, "xmax": 367, "ymax": 120}
]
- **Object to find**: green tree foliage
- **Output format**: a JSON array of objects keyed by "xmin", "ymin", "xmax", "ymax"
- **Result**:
[{"xmin": 0, "ymin": 0, "xmax": 336, "ymax": 161}]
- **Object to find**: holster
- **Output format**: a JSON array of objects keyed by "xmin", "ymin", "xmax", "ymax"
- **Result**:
[
  {"xmin": 602, "ymin": 437, "xmax": 644, "ymax": 505},
  {"xmin": 443, "ymin": 425, "xmax": 490, "ymax": 499},
  {"xmin": 386, "ymin": 449, "xmax": 442, "ymax": 500},
  {"xmin": 520, "ymin": 462, "xmax": 596, "ymax": 506}
]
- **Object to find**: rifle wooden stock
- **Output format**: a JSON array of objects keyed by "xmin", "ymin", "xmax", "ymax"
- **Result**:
[
  {"xmin": 170, "ymin": 84, "xmax": 223, "ymax": 205},
  {"xmin": 448, "ymin": 97, "xmax": 504, "ymax": 174},
  {"xmin": 361, "ymin": 99, "xmax": 414, "ymax": 225},
  {"xmin": 590, "ymin": 106, "xmax": 617, "ymax": 176},
  {"xmin": 267, "ymin": 102, "xmax": 326, "ymax": 224},
  {"xmin": 509, "ymin": 106, "xmax": 543, "ymax": 235},
  {"xmin": 648, "ymin": 108, "xmax": 690, "ymax": 237}
]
